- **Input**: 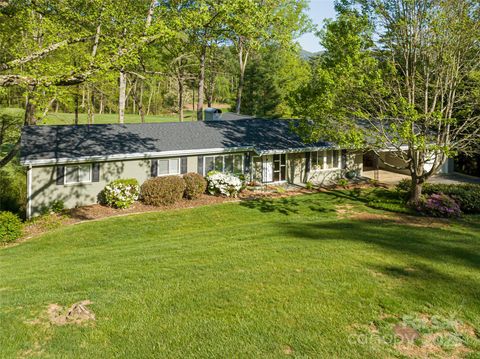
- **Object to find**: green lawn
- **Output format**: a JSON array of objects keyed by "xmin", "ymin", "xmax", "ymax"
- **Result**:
[
  {"xmin": 0, "ymin": 107, "xmax": 196, "ymax": 125},
  {"xmin": 1, "ymin": 192, "xmax": 480, "ymax": 358}
]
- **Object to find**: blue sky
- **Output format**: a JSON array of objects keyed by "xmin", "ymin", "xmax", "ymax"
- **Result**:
[{"xmin": 297, "ymin": 0, "xmax": 337, "ymax": 52}]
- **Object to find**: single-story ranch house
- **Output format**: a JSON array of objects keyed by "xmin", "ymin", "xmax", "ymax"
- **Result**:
[{"xmin": 20, "ymin": 116, "xmax": 452, "ymax": 218}]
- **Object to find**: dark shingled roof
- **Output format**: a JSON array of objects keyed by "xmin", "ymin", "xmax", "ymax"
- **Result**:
[{"xmin": 20, "ymin": 119, "xmax": 331, "ymax": 164}]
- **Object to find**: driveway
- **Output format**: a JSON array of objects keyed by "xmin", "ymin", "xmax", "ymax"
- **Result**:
[{"xmin": 363, "ymin": 170, "xmax": 480, "ymax": 186}]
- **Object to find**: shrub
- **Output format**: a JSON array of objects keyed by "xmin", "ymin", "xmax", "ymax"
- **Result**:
[
  {"xmin": 395, "ymin": 179, "xmax": 480, "ymax": 213},
  {"xmin": 0, "ymin": 163, "xmax": 27, "ymax": 216},
  {"xmin": 183, "ymin": 172, "xmax": 207, "ymax": 200},
  {"xmin": 395, "ymin": 178, "xmax": 411, "ymax": 192},
  {"xmin": 305, "ymin": 181, "xmax": 314, "ymax": 190},
  {"xmin": 102, "ymin": 179, "xmax": 140, "ymax": 209},
  {"xmin": 206, "ymin": 171, "xmax": 243, "ymax": 197},
  {"xmin": 40, "ymin": 200, "xmax": 65, "ymax": 215},
  {"xmin": 417, "ymin": 193, "xmax": 462, "ymax": 218},
  {"xmin": 141, "ymin": 176, "xmax": 186, "ymax": 206},
  {"xmin": 0, "ymin": 211, "xmax": 22, "ymax": 243},
  {"xmin": 337, "ymin": 178, "xmax": 349, "ymax": 188}
]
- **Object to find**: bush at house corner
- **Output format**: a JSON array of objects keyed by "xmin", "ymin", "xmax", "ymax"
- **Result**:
[
  {"xmin": 206, "ymin": 171, "xmax": 243, "ymax": 198},
  {"xmin": 101, "ymin": 179, "xmax": 140, "ymax": 209},
  {"xmin": 0, "ymin": 211, "xmax": 23, "ymax": 243}
]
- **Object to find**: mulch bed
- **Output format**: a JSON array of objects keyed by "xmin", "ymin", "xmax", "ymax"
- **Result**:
[{"xmin": 20, "ymin": 188, "xmax": 317, "ymax": 241}]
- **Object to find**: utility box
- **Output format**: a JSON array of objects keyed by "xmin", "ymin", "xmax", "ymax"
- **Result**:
[{"xmin": 204, "ymin": 108, "xmax": 222, "ymax": 121}]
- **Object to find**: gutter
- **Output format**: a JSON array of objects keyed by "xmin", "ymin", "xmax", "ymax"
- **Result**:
[
  {"xmin": 21, "ymin": 146, "xmax": 257, "ymax": 166},
  {"xmin": 21, "ymin": 144, "xmax": 408, "ymax": 167},
  {"xmin": 26, "ymin": 164, "xmax": 32, "ymax": 219}
]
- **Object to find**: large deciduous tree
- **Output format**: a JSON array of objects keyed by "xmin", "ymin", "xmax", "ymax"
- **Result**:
[{"xmin": 292, "ymin": 0, "xmax": 480, "ymax": 204}]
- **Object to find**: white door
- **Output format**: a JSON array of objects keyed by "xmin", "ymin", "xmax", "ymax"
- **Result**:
[{"xmin": 263, "ymin": 155, "xmax": 273, "ymax": 183}]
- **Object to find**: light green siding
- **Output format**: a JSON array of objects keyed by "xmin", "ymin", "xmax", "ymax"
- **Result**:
[{"xmin": 28, "ymin": 156, "xmax": 197, "ymax": 217}]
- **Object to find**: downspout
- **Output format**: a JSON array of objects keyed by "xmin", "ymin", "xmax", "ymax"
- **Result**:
[{"xmin": 26, "ymin": 165, "xmax": 32, "ymax": 219}]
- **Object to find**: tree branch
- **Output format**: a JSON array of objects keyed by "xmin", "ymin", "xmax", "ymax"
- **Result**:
[{"xmin": 0, "ymin": 36, "xmax": 93, "ymax": 71}]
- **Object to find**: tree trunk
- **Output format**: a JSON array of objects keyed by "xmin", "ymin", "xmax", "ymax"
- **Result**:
[
  {"xmin": 235, "ymin": 39, "xmax": 249, "ymax": 114},
  {"xmin": 118, "ymin": 70, "xmax": 126, "ymax": 123},
  {"xmin": 99, "ymin": 93, "xmax": 104, "ymax": 114},
  {"xmin": 178, "ymin": 78, "xmax": 184, "ymax": 122},
  {"xmin": 196, "ymin": 45, "xmax": 206, "ymax": 121},
  {"xmin": 235, "ymin": 69, "xmax": 245, "ymax": 114},
  {"xmin": 408, "ymin": 177, "xmax": 424, "ymax": 205},
  {"xmin": 147, "ymin": 80, "xmax": 154, "ymax": 116},
  {"xmin": 74, "ymin": 86, "xmax": 79, "ymax": 125}
]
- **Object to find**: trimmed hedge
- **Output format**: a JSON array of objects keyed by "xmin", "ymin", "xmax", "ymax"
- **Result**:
[
  {"xmin": 141, "ymin": 176, "xmax": 186, "ymax": 206},
  {"xmin": 0, "ymin": 211, "xmax": 22, "ymax": 243},
  {"xmin": 396, "ymin": 179, "xmax": 480, "ymax": 213},
  {"xmin": 183, "ymin": 173, "xmax": 207, "ymax": 200}
]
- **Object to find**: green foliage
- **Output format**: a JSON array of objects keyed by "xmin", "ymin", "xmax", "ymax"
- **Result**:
[
  {"xmin": 141, "ymin": 176, "xmax": 186, "ymax": 206},
  {"xmin": 0, "ymin": 161, "xmax": 26, "ymax": 216},
  {"xmin": 41, "ymin": 200, "xmax": 65, "ymax": 215},
  {"xmin": 241, "ymin": 45, "xmax": 310, "ymax": 117},
  {"xmin": 0, "ymin": 211, "xmax": 22, "ymax": 243},
  {"xmin": 305, "ymin": 181, "xmax": 314, "ymax": 190},
  {"xmin": 396, "ymin": 180, "xmax": 480, "ymax": 214},
  {"xmin": 337, "ymin": 178, "xmax": 349, "ymax": 188},
  {"xmin": 102, "ymin": 179, "xmax": 140, "ymax": 209},
  {"xmin": 183, "ymin": 173, "xmax": 207, "ymax": 200}
]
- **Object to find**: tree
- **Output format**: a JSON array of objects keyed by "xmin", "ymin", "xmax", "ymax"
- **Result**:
[
  {"xmin": 292, "ymin": 0, "xmax": 480, "ymax": 204},
  {"xmin": 242, "ymin": 45, "xmax": 310, "ymax": 117},
  {"xmin": 228, "ymin": 0, "xmax": 310, "ymax": 114},
  {"xmin": 0, "ymin": 0, "xmax": 174, "ymax": 166}
]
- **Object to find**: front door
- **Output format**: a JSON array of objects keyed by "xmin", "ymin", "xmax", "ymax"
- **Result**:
[
  {"xmin": 262, "ymin": 154, "xmax": 286, "ymax": 183},
  {"xmin": 263, "ymin": 155, "xmax": 273, "ymax": 183}
]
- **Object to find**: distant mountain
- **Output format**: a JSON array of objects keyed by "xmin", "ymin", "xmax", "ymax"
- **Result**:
[{"xmin": 300, "ymin": 49, "xmax": 323, "ymax": 60}]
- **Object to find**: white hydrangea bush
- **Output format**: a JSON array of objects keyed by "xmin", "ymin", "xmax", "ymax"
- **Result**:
[
  {"xmin": 206, "ymin": 171, "xmax": 243, "ymax": 197},
  {"xmin": 102, "ymin": 179, "xmax": 140, "ymax": 209}
]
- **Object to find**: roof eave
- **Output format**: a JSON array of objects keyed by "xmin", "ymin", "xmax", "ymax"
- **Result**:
[{"xmin": 21, "ymin": 146, "xmax": 257, "ymax": 166}]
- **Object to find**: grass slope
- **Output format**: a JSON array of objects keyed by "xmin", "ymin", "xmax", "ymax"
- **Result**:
[
  {"xmin": 0, "ymin": 107, "xmax": 196, "ymax": 125},
  {"xmin": 1, "ymin": 193, "xmax": 479, "ymax": 358}
]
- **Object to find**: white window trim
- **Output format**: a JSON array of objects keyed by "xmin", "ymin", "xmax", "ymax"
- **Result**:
[
  {"xmin": 64, "ymin": 163, "xmax": 93, "ymax": 184},
  {"xmin": 203, "ymin": 154, "xmax": 244, "ymax": 176},
  {"xmin": 310, "ymin": 150, "xmax": 341, "ymax": 171},
  {"xmin": 157, "ymin": 158, "xmax": 180, "ymax": 176}
]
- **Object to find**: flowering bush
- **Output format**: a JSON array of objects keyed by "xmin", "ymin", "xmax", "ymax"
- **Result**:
[
  {"xmin": 206, "ymin": 171, "xmax": 243, "ymax": 197},
  {"xmin": 101, "ymin": 179, "xmax": 140, "ymax": 209},
  {"xmin": 417, "ymin": 193, "xmax": 462, "ymax": 218}
]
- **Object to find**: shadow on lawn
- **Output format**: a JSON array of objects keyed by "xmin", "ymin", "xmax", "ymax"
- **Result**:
[
  {"xmin": 280, "ymin": 220, "xmax": 480, "ymax": 271},
  {"xmin": 240, "ymin": 196, "xmax": 335, "ymax": 216}
]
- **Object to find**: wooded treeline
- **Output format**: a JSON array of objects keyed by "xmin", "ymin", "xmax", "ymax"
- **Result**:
[{"xmin": 0, "ymin": 0, "xmax": 310, "ymax": 125}]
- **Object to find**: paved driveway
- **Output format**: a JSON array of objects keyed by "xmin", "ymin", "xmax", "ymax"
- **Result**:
[{"xmin": 363, "ymin": 170, "xmax": 480, "ymax": 186}]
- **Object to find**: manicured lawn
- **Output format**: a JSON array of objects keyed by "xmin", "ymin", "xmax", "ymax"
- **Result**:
[
  {"xmin": 0, "ymin": 107, "xmax": 196, "ymax": 124},
  {"xmin": 1, "ymin": 192, "xmax": 479, "ymax": 358}
]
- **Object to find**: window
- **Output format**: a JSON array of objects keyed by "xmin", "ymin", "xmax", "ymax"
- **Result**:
[
  {"xmin": 310, "ymin": 150, "xmax": 340, "ymax": 171},
  {"xmin": 158, "ymin": 158, "xmax": 180, "ymax": 176},
  {"xmin": 203, "ymin": 154, "xmax": 243, "ymax": 175},
  {"xmin": 65, "ymin": 164, "xmax": 92, "ymax": 184}
]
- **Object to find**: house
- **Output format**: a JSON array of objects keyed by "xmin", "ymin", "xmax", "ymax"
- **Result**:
[
  {"xmin": 20, "ymin": 116, "xmax": 454, "ymax": 218},
  {"xmin": 20, "ymin": 118, "xmax": 364, "ymax": 218}
]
